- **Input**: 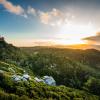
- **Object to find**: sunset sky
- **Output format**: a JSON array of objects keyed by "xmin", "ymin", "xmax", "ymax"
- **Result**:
[{"xmin": 0, "ymin": 0, "xmax": 100, "ymax": 47}]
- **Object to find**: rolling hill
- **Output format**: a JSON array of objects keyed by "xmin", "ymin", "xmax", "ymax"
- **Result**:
[{"xmin": 0, "ymin": 40, "xmax": 100, "ymax": 99}]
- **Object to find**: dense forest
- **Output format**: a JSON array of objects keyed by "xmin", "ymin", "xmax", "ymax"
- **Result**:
[{"xmin": 0, "ymin": 40, "xmax": 100, "ymax": 100}]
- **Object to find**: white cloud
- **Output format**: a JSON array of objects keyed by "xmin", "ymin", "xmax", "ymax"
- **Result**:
[
  {"xmin": 38, "ymin": 8, "xmax": 75, "ymax": 27},
  {"xmin": 51, "ymin": 8, "xmax": 62, "ymax": 17},
  {"xmin": 0, "ymin": 0, "xmax": 5, "ymax": 3},
  {"xmin": 38, "ymin": 11, "xmax": 51, "ymax": 24},
  {"xmin": 0, "ymin": 0, "xmax": 26, "ymax": 17},
  {"xmin": 27, "ymin": 6, "xmax": 36, "ymax": 16},
  {"xmin": 0, "ymin": 0, "xmax": 75, "ymax": 23}
]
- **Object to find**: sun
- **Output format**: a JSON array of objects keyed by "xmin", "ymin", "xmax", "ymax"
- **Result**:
[
  {"xmin": 56, "ymin": 39, "xmax": 84, "ymax": 45},
  {"xmin": 56, "ymin": 22, "xmax": 96, "ymax": 45}
]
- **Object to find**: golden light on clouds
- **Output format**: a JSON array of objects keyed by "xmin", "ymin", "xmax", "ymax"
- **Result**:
[{"xmin": 0, "ymin": 0, "xmax": 24, "ymax": 15}]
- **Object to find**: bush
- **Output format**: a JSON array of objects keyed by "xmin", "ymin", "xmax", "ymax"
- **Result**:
[{"xmin": 84, "ymin": 77, "xmax": 100, "ymax": 95}]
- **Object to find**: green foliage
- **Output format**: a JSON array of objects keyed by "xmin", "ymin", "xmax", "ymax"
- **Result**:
[
  {"xmin": 84, "ymin": 77, "xmax": 100, "ymax": 95},
  {"xmin": 0, "ymin": 90, "xmax": 18, "ymax": 100},
  {"xmin": 0, "ymin": 41, "xmax": 100, "ymax": 99},
  {"xmin": 0, "ymin": 72, "xmax": 99, "ymax": 100}
]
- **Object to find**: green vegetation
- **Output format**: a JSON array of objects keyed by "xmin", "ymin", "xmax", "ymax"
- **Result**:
[
  {"xmin": 0, "ymin": 41, "xmax": 100, "ymax": 99},
  {"xmin": 0, "ymin": 68, "xmax": 99, "ymax": 100}
]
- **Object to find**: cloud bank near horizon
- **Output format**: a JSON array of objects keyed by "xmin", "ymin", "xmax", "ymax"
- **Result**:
[{"xmin": 83, "ymin": 32, "xmax": 100, "ymax": 45}]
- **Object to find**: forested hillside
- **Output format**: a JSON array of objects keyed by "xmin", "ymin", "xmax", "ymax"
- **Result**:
[{"xmin": 0, "ymin": 41, "xmax": 100, "ymax": 100}]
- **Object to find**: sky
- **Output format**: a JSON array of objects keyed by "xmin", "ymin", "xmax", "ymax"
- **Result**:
[{"xmin": 0, "ymin": 0, "xmax": 100, "ymax": 47}]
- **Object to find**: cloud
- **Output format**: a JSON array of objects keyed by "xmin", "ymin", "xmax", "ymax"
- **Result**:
[
  {"xmin": 83, "ymin": 32, "xmax": 100, "ymax": 45},
  {"xmin": 27, "ymin": 6, "xmax": 36, "ymax": 16},
  {"xmin": 0, "ymin": 1, "xmax": 74, "ymax": 23},
  {"xmin": 51, "ymin": 8, "xmax": 63, "ymax": 17},
  {"xmin": 38, "ymin": 8, "xmax": 75, "ymax": 26},
  {"xmin": 0, "ymin": 0, "xmax": 4, "ymax": 3},
  {"xmin": 0, "ymin": 0, "xmax": 26, "ymax": 17},
  {"xmin": 38, "ymin": 11, "xmax": 51, "ymax": 24},
  {"xmin": 27, "ymin": 7, "xmax": 74, "ymax": 26}
]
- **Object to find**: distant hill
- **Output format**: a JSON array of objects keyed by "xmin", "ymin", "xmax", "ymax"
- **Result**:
[{"xmin": 21, "ymin": 46, "xmax": 100, "ymax": 69}]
